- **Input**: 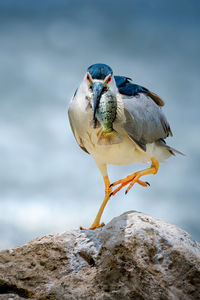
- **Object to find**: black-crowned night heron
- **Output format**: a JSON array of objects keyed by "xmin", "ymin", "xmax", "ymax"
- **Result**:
[{"xmin": 68, "ymin": 63, "xmax": 183, "ymax": 230}]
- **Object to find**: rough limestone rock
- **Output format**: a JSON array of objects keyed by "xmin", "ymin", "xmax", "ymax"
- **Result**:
[{"xmin": 0, "ymin": 211, "xmax": 200, "ymax": 300}]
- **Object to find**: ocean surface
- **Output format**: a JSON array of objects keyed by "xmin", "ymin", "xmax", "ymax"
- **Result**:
[{"xmin": 0, "ymin": 0, "xmax": 200, "ymax": 249}]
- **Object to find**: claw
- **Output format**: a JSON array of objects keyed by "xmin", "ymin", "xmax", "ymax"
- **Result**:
[
  {"xmin": 80, "ymin": 226, "xmax": 86, "ymax": 230},
  {"xmin": 145, "ymin": 181, "xmax": 150, "ymax": 186}
]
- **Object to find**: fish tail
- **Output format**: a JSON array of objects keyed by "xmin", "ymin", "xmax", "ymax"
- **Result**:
[{"xmin": 98, "ymin": 130, "xmax": 122, "ymax": 145}]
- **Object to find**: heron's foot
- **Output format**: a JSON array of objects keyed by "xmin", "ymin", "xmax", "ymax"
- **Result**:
[
  {"xmin": 110, "ymin": 175, "xmax": 149, "ymax": 196},
  {"xmin": 89, "ymin": 222, "xmax": 105, "ymax": 230},
  {"xmin": 80, "ymin": 222, "xmax": 105, "ymax": 230},
  {"xmin": 110, "ymin": 158, "xmax": 159, "ymax": 196}
]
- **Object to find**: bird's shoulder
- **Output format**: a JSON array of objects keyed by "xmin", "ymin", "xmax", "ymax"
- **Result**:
[{"xmin": 114, "ymin": 76, "xmax": 165, "ymax": 107}]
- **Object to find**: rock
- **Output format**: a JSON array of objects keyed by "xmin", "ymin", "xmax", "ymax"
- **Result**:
[
  {"xmin": 0, "ymin": 294, "xmax": 29, "ymax": 300},
  {"xmin": 0, "ymin": 211, "xmax": 200, "ymax": 300}
]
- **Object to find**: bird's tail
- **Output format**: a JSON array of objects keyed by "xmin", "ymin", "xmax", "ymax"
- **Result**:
[
  {"xmin": 98, "ymin": 130, "xmax": 122, "ymax": 145},
  {"xmin": 157, "ymin": 139, "xmax": 185, "ymax": 156},
  {"xmin": 168, "ymin": 146, "xmax": 185, "ymax": 156}
]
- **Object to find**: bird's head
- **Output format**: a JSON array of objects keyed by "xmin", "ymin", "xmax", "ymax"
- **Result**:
[{"xmin": 85, "ymin": 63, "xmax": 115, "ymax": 120}]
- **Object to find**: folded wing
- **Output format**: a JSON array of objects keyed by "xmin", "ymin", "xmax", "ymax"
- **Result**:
[{"xmin": 114, "ymin": 91, "xmax": 172, "ymax": 151}]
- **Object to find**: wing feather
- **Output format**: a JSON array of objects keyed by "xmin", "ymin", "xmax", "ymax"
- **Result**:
[
  {"xmin": 115, "ymin": 93, "xmax": 172, "ymax": 151},
  {"xmin": 115, "ymin": 76, "xmax": 165, "ymax": 107}
]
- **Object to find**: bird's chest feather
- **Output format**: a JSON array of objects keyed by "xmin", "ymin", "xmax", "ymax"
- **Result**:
[
  {"xmin": 87, "ymin": 131, "xmax": 152, "ymax": 165},
  {"xmin": 71, "ymin": 93, "xmax": 150, "ymax": 165},
  {"xmin": 80, "ymin": 115, "xmax": 149, "ymax": 165}
]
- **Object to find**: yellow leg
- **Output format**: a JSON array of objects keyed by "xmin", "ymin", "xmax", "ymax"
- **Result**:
[
  {"xmin": 89, "ymin": 176, "xmax": 112, "ymax": 230},
  {"xmin": 111, "ymin": 158, "xmax": 159, "ymax": 196}
]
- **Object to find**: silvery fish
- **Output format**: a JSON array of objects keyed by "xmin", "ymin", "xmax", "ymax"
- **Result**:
[{"xmin": 95, "ymin": 92, "xmax": 122, "ymax": 145}]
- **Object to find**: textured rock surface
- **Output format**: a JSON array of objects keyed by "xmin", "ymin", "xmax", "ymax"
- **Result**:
[{"xmin": 0, "ymin": 211, "xmax": 200, "ymax": 300}]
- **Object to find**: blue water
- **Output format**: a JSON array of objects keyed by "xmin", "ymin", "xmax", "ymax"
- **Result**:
[{"xmin": 0, "ymin": 0, "xmax": 200, "ymax": 249}]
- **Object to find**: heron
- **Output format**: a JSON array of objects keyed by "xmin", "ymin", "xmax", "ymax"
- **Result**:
[{"xmin": 68, "ymin": 63, "xmax": 183, "ymax": 230}]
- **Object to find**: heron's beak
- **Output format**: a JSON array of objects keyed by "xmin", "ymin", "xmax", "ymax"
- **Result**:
[{"xmin": 92, "ymin": 82, "xmax": 104, "ymax": 120}]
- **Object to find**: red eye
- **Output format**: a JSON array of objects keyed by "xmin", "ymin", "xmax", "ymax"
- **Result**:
[
  {"xmin": 87, "ymin": 74, "xmax": 91, "ymax": 82},
  {"xmin": 107, "ymin": 76, "xmax": 112, "ymax": 83}
]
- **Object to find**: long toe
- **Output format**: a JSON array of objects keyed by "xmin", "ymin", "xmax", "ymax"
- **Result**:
[
  {"xmin": 80, "ymin": 222, "xmax": 105, "ymax": 230},
  {"xmin": 110, "ymin": 175, "xmax": 149, "ymax": 196},
  {"xmin": 89, "ymin": 222, "xmax": 105, "ymax": 230}
]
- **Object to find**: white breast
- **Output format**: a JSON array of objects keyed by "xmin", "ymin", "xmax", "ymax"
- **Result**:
[
  {"xmin": 69, "ymin": 85, "xmax": 171, "ymax": 166},
  {"xmin": 87, "ymin": 133, "xmax": 171, "ymax": 165}
]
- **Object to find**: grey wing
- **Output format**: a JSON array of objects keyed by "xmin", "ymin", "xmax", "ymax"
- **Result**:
[
  {"xmin": 68, "ymin": 101, "xmax": 89, "ymax": 154},
  {"xmin": 115, "ymin": 93, "xmax": 172, "ymax": 151}
]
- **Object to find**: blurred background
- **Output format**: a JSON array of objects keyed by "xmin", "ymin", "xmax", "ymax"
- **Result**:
[{"xmin": 0, "ymin": 0, "xmax": 199, "ymax": 250}]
